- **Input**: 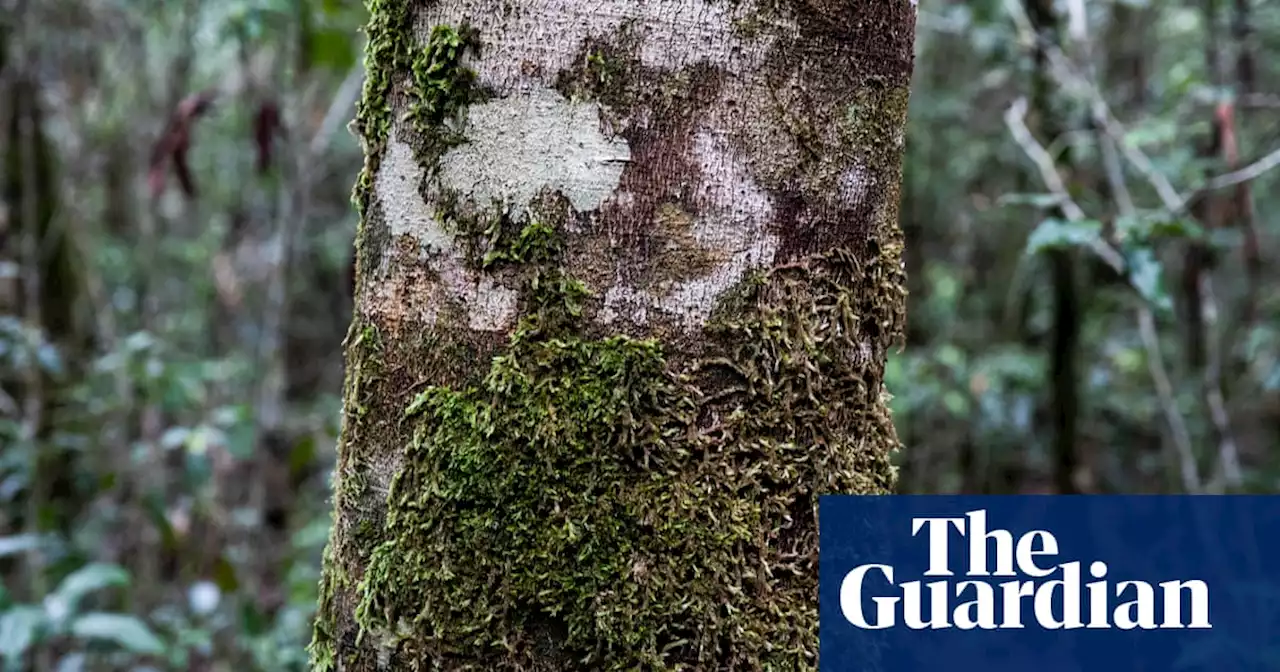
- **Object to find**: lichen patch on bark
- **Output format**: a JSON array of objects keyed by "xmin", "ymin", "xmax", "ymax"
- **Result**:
[
  {"xmin": 436, "ymin": 87, "xmax": 631, "ymax": 213},
  {"xmin": 373, "ymin": 133, "xmax": 520, "ymax": 332},
  {"xmin": 377, "ymin": 135, "xmax": 452, "ymax": 249}
]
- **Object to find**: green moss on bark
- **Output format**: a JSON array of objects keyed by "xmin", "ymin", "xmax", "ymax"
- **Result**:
[
  {"xmin": 349, "ymin": 3, "xmax": 479, "ymax": 207},
  {"xmin": 350, "ymin": 0, "xmax": 414, "ymax": 219},
  {"xmin": 347, "ymin": 201, "xmax": 900, "ymax": 668},
  {"xmin": 351, "ymin": 11, "xmax": 483, "ymax": 287},
  {"xmin": 309, "ymin": 321, "xmax": 385, "ymax": 671},
  {"xmin": 407, "ymin": 25, "xmax": 482, "ymax": 127},
  {"xmin": 313, "ymin": 8, "xmax": 490, "ymax": 667}
]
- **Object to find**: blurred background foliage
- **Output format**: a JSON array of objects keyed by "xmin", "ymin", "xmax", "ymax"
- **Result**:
[{"xmin": 1, "ymin": 0, "xmax": 1278, "ymax": 668}]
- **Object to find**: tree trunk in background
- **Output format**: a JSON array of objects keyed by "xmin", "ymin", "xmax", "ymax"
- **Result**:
[
  {"xmin": 311, "ymin": 0, "xmax": 916, "ymax": 668},
  {"xmin": 1025, "ymin": 0, "xmax": 1082, "ymax": 495},
  {"xmin": 2, "ymin": 34, "xmax": 91, "ymax": 545},
  {"xmin": 1102, "ymin": 1, "xmax": 1153, "ymax": 112}
]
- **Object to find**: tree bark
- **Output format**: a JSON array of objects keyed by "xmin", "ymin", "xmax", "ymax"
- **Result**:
[{"xmin": 311, "ymin": 0, "xmax": 917, "ymax": 669}]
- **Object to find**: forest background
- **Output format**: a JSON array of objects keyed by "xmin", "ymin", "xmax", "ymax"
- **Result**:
[{"xmin": 2, "ymin": 0, "xmax": 1278, "ymax": 668}]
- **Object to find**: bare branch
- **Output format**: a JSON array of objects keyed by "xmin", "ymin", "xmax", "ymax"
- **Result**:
[
  {"xmin": 1198, "ymin": 273, "xmax": 1243, "ymax": 491},
  {"xmin": 1003, "ymin": 97, "xmax": 1125, "ymax": 273},
  {"xmin": 1203, "ymin": 143, "xmax": 1280, "ymax": 193},
  {"xmin": 1136, "ymin": 308, "xmax": 1202, "ymax": 492}
]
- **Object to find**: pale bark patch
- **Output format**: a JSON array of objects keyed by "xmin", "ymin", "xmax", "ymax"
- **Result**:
[
  {"xmin": 420, "ymin": 0, "xmax": 780, "ymax": 95},
  {"xmin": 436, "ymin": 88, "xmax": 631, "ymax": 213},
  {"xmin": 378, "ymin": 135, "xmax": 452, "ymax": 249},
  {"xmin": 837, "ymin": 162, "xmax": 871, "ymax": 207},
  {"xmin": 373, "ymin": 134, "xmax": 519, "ymax": 331},
  {"xmin": 410, "ymin": 1, "xmax": 791, "ymax": 334}
]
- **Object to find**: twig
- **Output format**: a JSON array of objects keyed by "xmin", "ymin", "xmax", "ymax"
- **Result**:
[
  {"xmin": 1136, "ymin": 309, "xmax": 1201, "ymax": 491},
  {"xmin": 1198, "ymin": 272, "xmax": 1243, "ymax": 491},
  {"xmin": 1202, "ymin": 143, "xmax": 1280, "ymax": 193},
  {"xmin": 1238, "ymin": 92, "xmax": 1280, "ymax": 109},
  {"xmin": 1004, "ymin": 98, "xmax": 1125, "ymax": 273}
]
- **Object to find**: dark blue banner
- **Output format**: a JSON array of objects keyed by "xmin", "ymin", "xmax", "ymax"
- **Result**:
[{"xmin": 818, "ymin": 496, "xmax": 1280, "ymax": 671}]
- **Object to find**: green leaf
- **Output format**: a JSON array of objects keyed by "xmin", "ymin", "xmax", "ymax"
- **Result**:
[
  {"xmin": 212, "ymin": 555, "xmax": 240, "ymax": 593},
  {"xmin": 942, "ymin": 390, "xmax": 970, "ymax": 416},
  {"xmin": 69, "ymin": 613, "xmax": 164, "ymax": 654},
  {"xmin": 1145, "ymin": 218, "xmax": 1202, "ymax": 239},
  {"xmin": 289, "ymin": 434, "xmax": 318, "ymax": 476},
  {"xmin": 54, "ymin": 564, "xmax": 130, "ymax": 612},
  {"xmin": 936, "ymin": 344, "xmax": 966, "ymax": 371},
  {"xmin": 224, "ymin": 421, "xmax": 256, "ymax": 459},
  {"xmin": 0, "ymin": 605, "xmax": 46, "ymax": 662},
  {"xmin": 1116, "ymin": 215, "xmax": 1202, "ymax": 243},
  {"xmin": 1025, "ymin": 218, "xmax": 1103, "ymax": 255},
  {"xmin": 1112, "ymin": 347, "xmax": 1143, "ymax": 375},
  {"xmin": 1126, "ymin": 247, "xmax": 1172, "ymax": 312},
  {"xmin": 926, "ymin": 265, "xmax": 959, "ymax": 302}
]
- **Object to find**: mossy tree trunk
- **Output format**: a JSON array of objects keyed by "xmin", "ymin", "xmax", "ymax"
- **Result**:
[{"xmin": 311, "ymin": 0, "xmax": 917, "ymax": 669}]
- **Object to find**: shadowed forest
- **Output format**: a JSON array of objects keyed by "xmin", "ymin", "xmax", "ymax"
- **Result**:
[{"xmin": 1, "ymin": 0, "xmax": 1279, "ymax": 668}]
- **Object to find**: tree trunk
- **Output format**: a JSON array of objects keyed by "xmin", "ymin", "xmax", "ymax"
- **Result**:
[{"xmin": 311, "ymin": 1, "xmax": 917, "ymax": 669}]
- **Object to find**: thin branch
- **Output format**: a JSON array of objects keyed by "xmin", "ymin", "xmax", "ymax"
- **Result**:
[
  {"xmin": 1188, "ymin": 90, "xmax": 1280, "ymax": 109},
  {"xmin": 1005, "ymin": 99, "xmax": 1089, "ymax": 222},
  {"xmin": 1238, "ymin": 92, "xmax": 1280, "ymax": 109},
  {"xmin": 1202, "ymin": 143, "xmax": 1280, "ymax": 193},
  {"xmin": 1136, "ymin": 308, "xmax": 1201, "ymax": 492},
  {"xmin": 1198, "ymin": 273, "xmax": 1243, "ymax": 491},
  {"xmin": 1004, "ymin": 97, "xmax": 1125, "ymax": 273},
  {"xmin": 1100, "ymin": 131, "xmax": 1135, "ymax": 216},
  {"xmin": 1064, "ymin": 0, "xmax": 1087, "ymax": 45}
]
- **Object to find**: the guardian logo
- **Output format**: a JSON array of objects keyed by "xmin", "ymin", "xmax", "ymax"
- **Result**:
[{"xmin": 840, "ymin": 510, "xmax": 1211, "ymax": 631}]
